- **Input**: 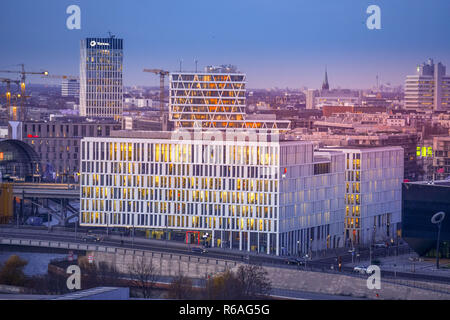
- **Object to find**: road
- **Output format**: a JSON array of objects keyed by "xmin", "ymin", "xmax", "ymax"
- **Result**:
[{"xmin": 1, "ymin": 225, "xmax": 449, "ymax": 286}]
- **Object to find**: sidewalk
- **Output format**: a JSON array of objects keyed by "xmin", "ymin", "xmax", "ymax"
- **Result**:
[{"xmin": 345, "ymin": 251, "xmax": 450, "ymax": 278}]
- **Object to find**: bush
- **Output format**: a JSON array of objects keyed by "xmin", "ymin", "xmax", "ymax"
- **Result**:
[{"xmin": 0, "ymin": 255, "xmax": 28, "ymax": 286}]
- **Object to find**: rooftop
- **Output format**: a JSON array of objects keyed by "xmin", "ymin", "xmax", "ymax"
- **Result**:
[
  {"xmin": 104, "ymin": 129, "xmax": 308, "ymax": 144},
  {"xmin": 405, "ymin": 180, "xmax": 450, "ymax": 187}
]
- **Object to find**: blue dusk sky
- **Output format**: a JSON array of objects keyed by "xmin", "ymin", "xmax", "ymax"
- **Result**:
[{"xmin": 0, "ymin": 0, "xmax": 449, "ymax": 89}]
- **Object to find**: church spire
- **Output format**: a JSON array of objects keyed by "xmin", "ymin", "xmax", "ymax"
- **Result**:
[{"xmin": 322, "ymin": 66, "xmax": 329, "ymax": 91}]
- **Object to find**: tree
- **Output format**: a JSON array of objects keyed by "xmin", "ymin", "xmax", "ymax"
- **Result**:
[
  {"xmin": 203, "ymin": 265, "xmax": 271, "ymax": 300},
  {"xmin": 166, "ymin": 273, "xmax": 195, "ymax": 300},
  {"xmin": 0, "ymin": 255, "xmax": 28, "ymax": 286},
  {"xmin": 96, "ymin": 261, "xmax": 122, "ymax": 287},
  {"xmin": 204, "ymin": 269, "xmax": 242, "ymax": 300},
  {"xmin": 235, "ymin": 265, "xmax": 271, "ymax": 299},
  {"xmin": 128, "ymin": 256, "xmax": 157, "ymax": 299},
  {"xmin": 76, "ymin": 257, "xmax": 123, "ymax": 289},
  {"xmin": 27, "ymin": 273, "xmax": 69, "ymax": 295}
]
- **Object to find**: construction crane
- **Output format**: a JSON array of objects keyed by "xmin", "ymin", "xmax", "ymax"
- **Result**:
[
  {"xmin": 42, "ymin": 74, "xmax": 79, "ymax": 80},
  {"xmin": 143, "ymin": 68, "xmax": 169, "ymax": 131},
  {"xmin": 0, "ymin": 77, "xmax": 21, "ymax": 120},
  {"xmin": 0, "ymin": 64, "xmax": 48, "ymax": 121}
]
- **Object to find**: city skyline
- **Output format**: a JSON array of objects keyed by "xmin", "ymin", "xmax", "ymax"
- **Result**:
[{"xmin": 0, "ymin": 0, "xmax": 450, "ymax": 89}]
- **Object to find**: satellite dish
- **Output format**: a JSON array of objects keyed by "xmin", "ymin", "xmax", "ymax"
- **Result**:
[{"xmin": 431, "ymin": 211, "xmax": 445, "ymax": 224}]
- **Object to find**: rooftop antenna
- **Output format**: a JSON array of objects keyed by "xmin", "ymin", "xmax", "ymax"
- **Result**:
[
  {"xmin": 179, "ymin": 59, "xmax": 183, "ymax": 72},
  {"xmin": 195, "ymin": 59, "xmax": 198, "ymax": 73},
  {"xmin": 108, "ymin": 31, "xmax": 115, "ymax": 38}
]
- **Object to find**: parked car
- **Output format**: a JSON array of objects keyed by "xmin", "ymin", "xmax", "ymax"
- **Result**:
[
  {"xmin": 374, "ymin": 243, "xmax": 387, "ymax": 248},
  {"xmin": 191, "ymin": 247, "xmax": 207, "ymax": 254},
  {"xmin": 353, "ymin": 265, "xmax": 369, "ymax": 274}
]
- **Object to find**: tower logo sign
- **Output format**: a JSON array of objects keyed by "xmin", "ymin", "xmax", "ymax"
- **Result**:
[{"xmin": 90, "ymin": 41, "xmax": 110, "ymax": 47}]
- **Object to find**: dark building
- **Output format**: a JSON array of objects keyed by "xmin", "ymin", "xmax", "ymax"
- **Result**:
[
  {"xmin": 402, "ymin": 181, "xmax": 450, "ymax": 258},
  {"xmin": 9, "ymin": 117, "xmax": 121, "ymax": 182},
  {"xmin": 0, "ymin": 139, "xmax": 40, "ymax": 182}
]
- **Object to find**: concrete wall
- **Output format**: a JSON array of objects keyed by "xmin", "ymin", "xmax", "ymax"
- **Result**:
[
  {"xmin": 88, "ymin": 250, "xmax": 239, "ymax": 279},
  {"xmin": 259, "ymin": 266, "xmax": 450, "ymax": 300}
]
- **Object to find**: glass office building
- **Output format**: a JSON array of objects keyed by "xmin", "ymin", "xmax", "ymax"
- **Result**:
[
  {"xmin": 79, "ymin": 130, "xmax": 345, "ymax": 256},
  {"xmin": 80, "ymin": 37, "xmax": 123, "ymax": 120}
]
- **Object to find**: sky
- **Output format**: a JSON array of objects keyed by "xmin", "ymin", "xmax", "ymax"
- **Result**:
[{"xmin": 0, "ymin": 0, "xmax": 449, "ymax": 89}]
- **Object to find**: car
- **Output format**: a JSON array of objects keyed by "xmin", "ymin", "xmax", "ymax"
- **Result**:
[
  {"xmin": 353, "ymin": 266, "xmax": 369, "ymax": 274},
  {"xmin": 285, "ymin": 257, "xmax": 305, "ymax": 266},
  {"xmin": 374, "ymin": 243, "xmax": 387, "ymax": 248},
  {"xmin": 191, "ymin": 247, "xmax": 207, "ymax": 254},
  {"xmin": 82, "ymin": 233, "xmax": 102, "ymax": 242},
  {"xmin": 25, "ymin": 216, "xmax": 43, "ymax": 226}
]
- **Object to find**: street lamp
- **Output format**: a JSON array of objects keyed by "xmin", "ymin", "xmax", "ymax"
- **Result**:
[{"xmin": 431, "ymin": 211, "xmax": 446, "ymax": 269}]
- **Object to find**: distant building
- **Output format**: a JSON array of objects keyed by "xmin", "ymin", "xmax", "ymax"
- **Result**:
[
  {"xmin": 79, "ymin": 36, "xmax": 123, "ymax": 120},
  {"xmin": 433, "ymin": 136, "xmax": 450, "ymax": 180},
  {"xmin": 404, "ymin": 59, "xmax": 450, "ymax": 112},
  {"xmin": 306, "ymin": 68, "xmax": 361, "ymax": 110},
  {"xmin": 124, "ymin": 98, "xmax": 153, "ymax": 108},
  {"xmin": 61, "ymin": 79, "xmax": 80, "ymax": 98},
  {"xmin": 306, "ymin": 89, "xmax": 317, "ymax": 110},
  {"xmin": 13, "ymin": 118, "xmax": 121, "ymax": 181},
  {"xmin": 322, "ymin": 105, "xmax": 386, "ymax": 117},
  {"xmin": 306, "ymin": 90, "xmax": 361, "ymax": 110},
  {"xmin": 385, "ymin": 115, "xmax": 406, "ymax": 127}
]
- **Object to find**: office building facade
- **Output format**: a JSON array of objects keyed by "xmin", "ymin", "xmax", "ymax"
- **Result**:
[
  {"xmin": 79, "ymin": 37, "xmax": 123, "ymax": 120},
  {"xmin": 404, "ymin": 59, "xmax": 450, "ymax": 112},
  {"xmin": 79, "ymin": 130, "xmax": 345, "ymax": 255},
  {"xmin": 170, "ymin": 65, "xmax": 246, "ymax": 129},
  {"xmin": 61, "ymin": 79, "xmax": 80, "ymax": 98},
  {"xmin": 18, "ymin": 118, "xmax": 121, "ymax": 181},
  {"xmin": 433, "ymin": 136, "xmax": 450, "ymax": 180},
  {"xmin": 323, "ymin": 147, "xmax": 404, "ymax": 246}
]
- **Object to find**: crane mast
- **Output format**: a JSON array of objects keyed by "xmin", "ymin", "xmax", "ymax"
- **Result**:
[
  {"xmin": 143, "ymin": 68, "xmax": 169, "ymax": 131},
  {"xmin": 0, "ymin": 64, "xmax": 48, "ymax": 121}
]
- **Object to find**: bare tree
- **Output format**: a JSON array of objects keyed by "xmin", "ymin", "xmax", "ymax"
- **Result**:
[
  {"xmin": 128, "ymin": 256, "xmax": 157, "ymax": 299},
  {"xmin": 235, "ymin": 265, "xmax": 271, "ymax": 299},
  {"xmin": 95, "ymin": 261, "xmax": 122, "ymax": 287},
  {"xmin": 203, "ymin": 265, "xmax": 272, "ymax": 300},
  {"xmin": 166, "ymin": 273, "xmax": 196, "ymax": 300}
]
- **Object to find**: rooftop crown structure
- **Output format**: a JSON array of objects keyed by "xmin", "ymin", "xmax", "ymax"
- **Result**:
[{"xmin": 169, "ymin": 65, "xmax": 290, "ymax": 131}]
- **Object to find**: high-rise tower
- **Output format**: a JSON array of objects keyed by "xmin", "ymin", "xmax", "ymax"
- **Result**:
[
  {"xmin": 404, "ymin": 59, "xmax": 450, "ymax": 112},
  {"xmin": 79, "ymin": 36, "xmax": 123, "ymax": 120}
]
